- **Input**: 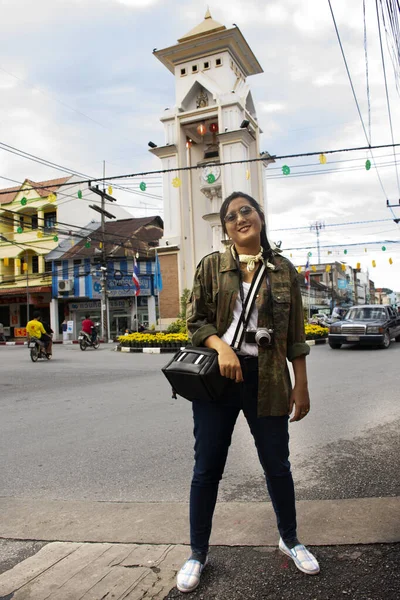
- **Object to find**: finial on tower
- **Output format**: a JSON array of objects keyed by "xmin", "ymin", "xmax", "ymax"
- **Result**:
[{"xmin": 205, "ymin": 7, "xmax": 212, "ymax": 19}]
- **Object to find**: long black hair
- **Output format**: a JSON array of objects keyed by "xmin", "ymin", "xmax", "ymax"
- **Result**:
[{"xmin": 219, "ymin": 191, "xmax": 272, "ymax": 258}]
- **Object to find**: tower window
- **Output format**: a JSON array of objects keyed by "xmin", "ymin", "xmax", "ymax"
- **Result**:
[
  {"xmin": 203, "ymin": 61, "xmax": 210, "ymax": 70},
  {"xmin": 180, "ymin": 68, "xmax": 186, "ymax": 77},
  {"xmin": 192, "ymin": 64, "xmax": 198, "ymax": 73},
  {"xmin": 215, "ymin": 58, "xmax": 222, "ymax": 67}
]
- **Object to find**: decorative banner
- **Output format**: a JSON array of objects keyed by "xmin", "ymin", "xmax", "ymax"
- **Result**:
[
  {"xmin": 209, "ymin": 123, "xmax": 218, "ymax": 133},
  {"xmin": 37, "ymin": 231, "xmax": 43, "ymax": 238},
  {"xmin": 311, "ymin": 265, "xmax": 316, "ymax": 272},
  {"xmin": 53, "ymin": 235, "xmax": 59, "ymax": 242},
  {"xmin": 344, "ymin": 249, "xmax": 348, "ymax": 254},
  {"xmin": 297, "ymin": 266, "xmax": 302, "ymax": 273},
  {"xmin": 341, "ymin": 264, "xmax": 346, "ymax": 271},
  {"xmin": 20, "ymin": 197, "xmax": 27, "ymax": 206},
  {"xmin": 77, "ymin": 190, "xmax": 83, "ymax": 199},
  {"xmin": 15, "ymin": 258, "xmax": 21, "ymax": 268},
  {"xmin": 365, "ymin": 159, "xmax": 371, "ymax": 170},
  {"xmin": 389, "ymin": 257, "xmax": 393, "ymax": 264},
  {"xmin": 23, "ymin": 262, "xmax": 28, "ymax": 272},
  {"xmin": 172, "ymin": 177, "xmax": 182, "ymax": 188},
  {"xmin": 99, "ymin": 242, "xmax": 103, "ymax": 249},
  {"xmin": 246, "ymin": 169, "xmax": 250, "ymax": 180},
  {"xmin": 17, "ymin": 226, "xmax": 23, "ymax": 233},
  {"xmin": 327, "ymin": 250, "xmax": 332, "ymax": 255},
  {"xmin": 364, "ymin": 248, "xmax": 367, "ymax": 252},
  {"xmin": 197, "ymin": 123, "xmax": 207, "ymax": 136},
  {"xmin": 139, "ymin": 181, "xmax": 147, "ymax": 191},
  {"xmin": 282, "ymin": 165, "xmax": 290, "ymax": 175},
  {"xmin": 207, "ymin": 173, "xmax": 216, "ymax": 184},
  {"xmin": 108, "ymin": 185, "xmax": 113, "ymax": 195},
  {"xmin": 85, "ymin": 241, "xmax": 91, "ymax": 248},
  {"xmin": 382, "ymin": 246, "xmax": 386, "ymax": 251},
  {"xmin": 48, "ymin": 193, "xmax": 57, "ymax": 202},
  {"xmin": 4, "ymin": 257, "xmax": 9, "ymax": 267},
  {"xmin": 308, "ymin": 252, "xmax": 312, "ymax": 257},
  {"xmin": 372, "ymin": 260, "xmax": 376, "ymax": 267},
  {"xmin": 319, "ymin": 153, "xmax": 327, "ymax": 164},
  {"xmin": 289, "ymin": 253, "xmax": 292, "ymax": 257},
  {"xmin": 325, "ymin": 264, "xmax": 331, "ymax": 272},
  {"xmin": 356, "ymin": 262, "xmax": 361, "ymax": 269}
]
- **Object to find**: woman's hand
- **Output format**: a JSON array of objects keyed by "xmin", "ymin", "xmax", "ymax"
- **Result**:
[
  {"xmin": 289, "ymin": 383, "xmax": 310, "ymax": 422},
  {"xmin": 218, "ymin": 346, "xmax": 243, "ymax": 383}
]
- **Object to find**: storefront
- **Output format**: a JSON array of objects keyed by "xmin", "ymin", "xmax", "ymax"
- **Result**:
[
  {"xmin": 0, "ymin": 288, "xmax": 51, "ymax": 339},
  {"xmin": 67, "ymin": 297, "xmax": 155, "ymax": 340}
]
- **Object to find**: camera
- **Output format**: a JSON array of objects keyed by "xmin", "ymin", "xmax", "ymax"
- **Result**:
[{"xmin": 245, "ymin": 328, "xmax": 274, "ymax": 348}]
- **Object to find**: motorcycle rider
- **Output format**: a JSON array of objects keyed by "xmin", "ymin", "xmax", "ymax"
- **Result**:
[
  {"xmin": 26, "ymin": 311, "xmax": 52, "ymax": 355},
  {"xmin": 81, "ymin": 314, "xmax": 97, "ymax": 344}
]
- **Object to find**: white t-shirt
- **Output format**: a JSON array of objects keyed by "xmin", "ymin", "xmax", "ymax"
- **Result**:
[{"xmin": 221, "ymin": 281, "xmax": 258, "ymax": 356}]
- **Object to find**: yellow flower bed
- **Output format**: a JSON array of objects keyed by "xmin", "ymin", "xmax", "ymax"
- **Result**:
[
  {"xmin": 118, "ymin": 332, "xmax": 188, "ymax": 346},
  {"xmin": 304, "ymin": 324, "xmax": 329, "ymax": 339}
]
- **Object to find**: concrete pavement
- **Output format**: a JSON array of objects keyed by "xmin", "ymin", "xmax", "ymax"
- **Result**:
[{"xmin": 0, "ymin": 497, "xmax": 399, "ymax": 599}]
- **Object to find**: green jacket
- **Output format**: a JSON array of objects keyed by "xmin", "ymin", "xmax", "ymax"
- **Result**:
[{"xmin": 186, "ymin": 245, "xmax": 310, "ymax": 417}]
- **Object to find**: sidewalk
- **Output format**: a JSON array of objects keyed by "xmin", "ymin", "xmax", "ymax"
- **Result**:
[{"xmin": 0, "ymin": 496, "xmax": 399, "ymax": 599}]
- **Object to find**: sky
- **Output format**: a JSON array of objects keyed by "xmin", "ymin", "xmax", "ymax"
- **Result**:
[{"xmin": 0, "ymin": 0, "xmax": 399, "ymax": 291}]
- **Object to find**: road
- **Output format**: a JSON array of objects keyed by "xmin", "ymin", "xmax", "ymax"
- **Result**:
[{"xmin": 1, "ymin": 342, "xmax": 399, "ymax": 504}]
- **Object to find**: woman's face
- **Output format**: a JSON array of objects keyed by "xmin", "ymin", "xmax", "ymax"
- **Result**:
[{"xmin": 224, "ymin": 197, "xmax": 264, "ymax": 252}]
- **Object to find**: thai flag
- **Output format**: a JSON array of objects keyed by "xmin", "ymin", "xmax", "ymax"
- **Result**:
[
  {"xmin": 305, "ymin": 257, "xmax": 310, "ymax": 288},
  {"xmin": 132, "ymin": 259, "xmax": 140, "ymax": 296}
]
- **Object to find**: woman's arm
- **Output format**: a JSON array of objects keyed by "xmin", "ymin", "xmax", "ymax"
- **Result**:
[
  {"xmin": 289, "ymin": 355, "xmax": 310, "ymax": 422},
  {"xmin": 204, "ymin": 335, "xmax": 243, "ymax": 383}
]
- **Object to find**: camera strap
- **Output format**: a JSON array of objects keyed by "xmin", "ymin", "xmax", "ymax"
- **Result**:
[{"xmin": 232, "ymin": 262, "xmax": 267, "ymax": 351}]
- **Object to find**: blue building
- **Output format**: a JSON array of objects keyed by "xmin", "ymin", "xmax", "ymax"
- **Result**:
[{"xmin": 45, "ymin": 217, "xmax": 163, "ymax": 339}]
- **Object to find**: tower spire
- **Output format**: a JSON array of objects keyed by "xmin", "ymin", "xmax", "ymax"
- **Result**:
[{"xmin": 205, "ymin": 7, "xmax": 211, "ymax": 19}]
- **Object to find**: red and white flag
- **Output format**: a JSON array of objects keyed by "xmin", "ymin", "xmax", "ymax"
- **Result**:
[
  {"xmin": 132, "ymin": 259, "xmax": 140, "ymax": 296},
  {"xmin": 305, "ymin": 257, "xmax": 310, "ymax": 288}
]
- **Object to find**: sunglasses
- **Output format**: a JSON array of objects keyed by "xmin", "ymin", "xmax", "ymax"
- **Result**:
[{"xmin": 224, "ymin": 205, "xmax": 256, "ymax": 223}]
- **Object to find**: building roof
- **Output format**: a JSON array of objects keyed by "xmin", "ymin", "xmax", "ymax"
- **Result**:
[
  {"xmin": 50, "ymin": 216, "xmax": 164, "ymax": 261},
  {"xmin": 178, "ymin": 9, "xmax": 226, "ymax": 42},
  {"xmin": 154, "ymin": 13, "xmax": 263, "ymax": 76},
  {"xmin": 0, "ymin": 176, "xmax": 71, "ymax": 205}
]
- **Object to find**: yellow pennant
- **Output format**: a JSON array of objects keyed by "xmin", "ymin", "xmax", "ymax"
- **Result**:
[
  {"xmin": 372, "ymin": 260, "xmax": 376, "ymax": 267},
  {"xmin": 325, "ymin": 264, "xmax": 331, "ymax": 272},
  {"xmin": 389, "ymin": 257, "xmax": 393, "ymax": 264}
]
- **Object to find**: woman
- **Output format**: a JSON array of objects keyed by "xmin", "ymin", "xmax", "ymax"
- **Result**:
[{"xmin": 176, "ymin": 192, "xmax": 319, "ymax": 593}]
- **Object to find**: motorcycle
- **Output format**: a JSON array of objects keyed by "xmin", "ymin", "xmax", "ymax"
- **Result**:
[
  {"xmin": 28, "ymin": 337, "xmax": 51, "ymax": 362},
  {"xmin": 78, "ymin": 325, "xmax": 100, "ymax": 351}
]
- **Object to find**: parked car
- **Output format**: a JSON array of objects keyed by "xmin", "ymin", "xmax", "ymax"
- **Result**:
[{"xmin": 328, "ymin": 305, "xmax": 400, "ymax": 349}]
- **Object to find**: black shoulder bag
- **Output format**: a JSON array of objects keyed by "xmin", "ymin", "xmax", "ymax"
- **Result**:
[{"xmin": 162, "ymin": 262, "xmax": 266, "ymax": 402}]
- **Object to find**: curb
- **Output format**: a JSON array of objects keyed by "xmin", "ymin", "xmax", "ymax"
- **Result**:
[
  {"xmin": 115, "ymin": 340, "xmax": 328, "ymax": 353},
  {"xmin": 306, "ymin": 338, "xmax": 327, "ymax": 346},
  {"xmin": 116, "ymin": 346, "xmax": 180, "ymax": 354}
]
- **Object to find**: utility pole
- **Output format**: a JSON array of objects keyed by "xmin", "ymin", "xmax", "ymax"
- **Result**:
[
  {"xmin": 353, "ymin": 267, "xmax": 360, "ymax": 305},
  {"xmin": 310, "ymin": 221, "xmax": 325, "ymax": 264},
  {"xmin": 88, "ymin": 182, "xmax": 116, "ymax": 344}
]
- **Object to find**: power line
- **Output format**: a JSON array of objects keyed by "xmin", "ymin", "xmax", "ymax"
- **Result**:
[
  {"xmin": 1, "ymin": 141, "xmax": 399, "ymax": 196},
  {"xmin": 328, "ymin": 0, "xmax": 395, "ymax": 208},
  {"xmin": 376, "ymin": 0, "xmax": 400, "ymax": 197}
]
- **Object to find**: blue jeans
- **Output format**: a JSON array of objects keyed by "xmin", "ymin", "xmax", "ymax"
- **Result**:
[{"xmin": 190, "ymin": 356, "xmax": 297, "ymax": 556}]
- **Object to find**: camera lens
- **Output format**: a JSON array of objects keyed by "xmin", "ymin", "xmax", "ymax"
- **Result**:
[{"xmin": 255, "ymin": 329, "xmax": 272, "ymax": 348}]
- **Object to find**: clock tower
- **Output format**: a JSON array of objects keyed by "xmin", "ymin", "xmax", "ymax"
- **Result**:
[{"xmin": 150, "ymin": 10, "xmax": 274, "ymax": 318}]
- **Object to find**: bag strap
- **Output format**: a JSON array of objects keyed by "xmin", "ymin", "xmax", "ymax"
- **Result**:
[{"xmin": 231, "ymin": 262, "xmax": 266, "ymax": 350}]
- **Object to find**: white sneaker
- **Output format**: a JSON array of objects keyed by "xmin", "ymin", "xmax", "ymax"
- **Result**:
[
  {"xmin": 279, "ymin": 538, "xmax": 320, "ymax": 575},
  {"xmin": 177, "ymin": 556, "xmax": 208, "ymax": 593}
]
